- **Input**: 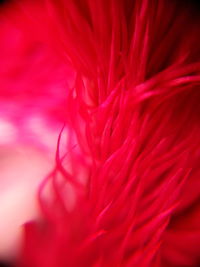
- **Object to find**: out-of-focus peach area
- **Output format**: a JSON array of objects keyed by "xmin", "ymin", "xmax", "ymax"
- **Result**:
[{"xmin": 0, "ymin": 118, "xmax": 58, "ymax": 261}]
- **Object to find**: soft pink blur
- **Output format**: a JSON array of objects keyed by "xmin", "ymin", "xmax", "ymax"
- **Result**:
[{"xmin": 0, "ymin": 118, "xmax": 58, "ymax": 261}]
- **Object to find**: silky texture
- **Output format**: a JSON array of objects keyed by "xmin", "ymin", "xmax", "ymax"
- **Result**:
[{"xmin": 0, "ymin": 0, "xmax": 200, "ymax": 266}]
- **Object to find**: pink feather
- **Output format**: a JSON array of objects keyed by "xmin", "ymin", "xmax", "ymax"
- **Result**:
[{"xmin": 0, "ymin": 0, "xmax": 200, "ymax": 266}]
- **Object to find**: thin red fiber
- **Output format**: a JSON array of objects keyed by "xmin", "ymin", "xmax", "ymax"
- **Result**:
[{"xmin": 0, "ymin": 0, "xmax": 200, "ymax": 266}]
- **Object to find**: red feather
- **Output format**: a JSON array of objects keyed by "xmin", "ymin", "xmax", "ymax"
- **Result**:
[{"xmin": 0, "ymin": 0, "xmax": 200, "ymax": 266}]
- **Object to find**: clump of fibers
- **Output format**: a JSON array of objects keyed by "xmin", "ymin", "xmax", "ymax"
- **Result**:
[{"xmin": 0, "ymin": 0, "xmax": 200, "ymax": 266}]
